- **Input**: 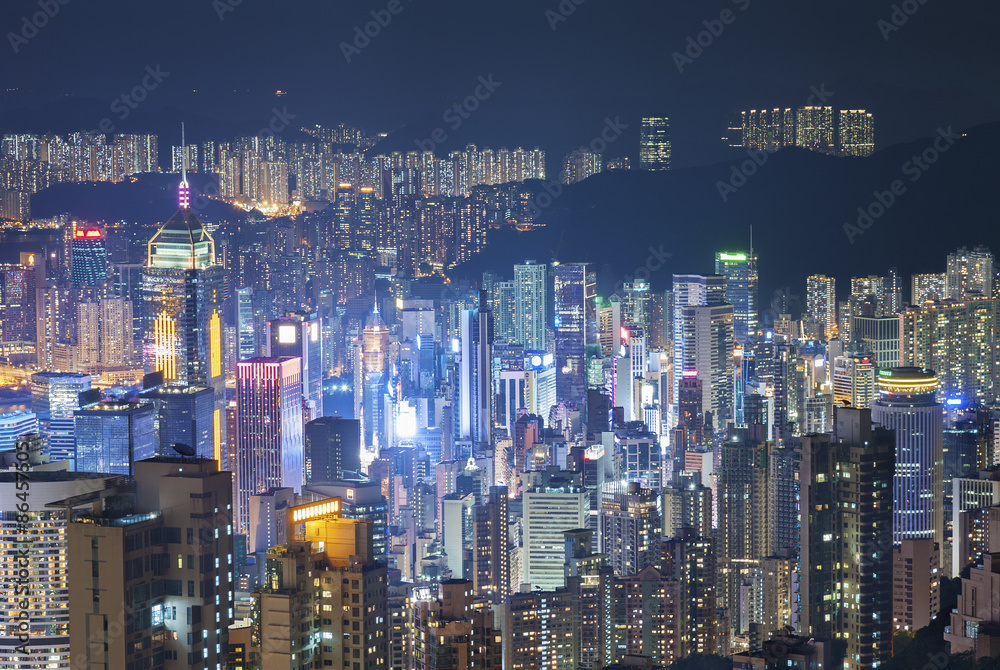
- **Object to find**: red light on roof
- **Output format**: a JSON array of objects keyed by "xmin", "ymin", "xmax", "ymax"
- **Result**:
[{"xmin": 75, "ymin": 229, "xmax": 103, "ymax": 239}]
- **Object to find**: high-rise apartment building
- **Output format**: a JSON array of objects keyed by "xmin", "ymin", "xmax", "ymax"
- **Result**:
[
  {"xmin": 639, "ymin": 117, "xmax": 671, "ymax": 171},
  {"xmin": 911, "ymin": 272, "xmax": 946, "ymax": 304},
  {"xmin": 806, "ymin": 274, "xmax": 837, "ymax": 340},
  {"xmin": 412, "ymin": 579, "xmax": 501, "ymax": 670},
  {"xmin": 561, "ymin": 148, "xmax": 602, "ymax": 184},
  {"xmin": 260, "ymin": 498, "xmax": 388, "ymax": 669},
  {"xmin": 839, "ymin": 109, "xmax": 875, "ymax": 156},
  {"xmin": 235, "ymin": 356, "xmax": 304, "ymax": 535},
  {"xmin": 600, "ymin": 482, "xmax": 660, "ymax": 577},
  {"xmin": 799, "ymin": 407, "xmax": 894, "ymax": 670},
  {"xmin": 513, "ymin": 262, "xmax": 548, "ymax": 351},
  {"xmin": 795, "ymin": 106, "xmax": 834, "ymax": 153},
  {"xmin": 946, "ymin": 246, "xmax": 993, "ymax": 299},
  {"xmin": 68, "ymin": 457, "xmax": 234, "ymax": 670}
]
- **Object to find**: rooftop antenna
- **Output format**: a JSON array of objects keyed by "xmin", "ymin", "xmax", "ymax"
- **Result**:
[{"xmin": 178, "ymin": 122, "xmax": 190, "ymax": 209}]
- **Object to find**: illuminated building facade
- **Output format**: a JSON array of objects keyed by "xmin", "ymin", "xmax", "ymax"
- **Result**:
[
  {"xmin": 715, "ymin": 251, "xmax": 757, "ymax": 346},
  {"xmin": 553, "ymin": 263, "xmax": 592, "ymax": 413},
  {"xmin": 73, "ymin": 400, "xmax": 155, "ymax": 475},
  {"xmin": 412, "ymin": 579, "xmax": 500, "ymax": 670},
  {"xmin": 140, "ymin": 384, "xmax": 215, "ymax": 460},
  {"xmin": 69, "ymin": 224, "xmax": 108, "ymax": 287},
  {"xmin": 839, "ymin": 109, "xmax": 875, "ymax": 156},
  {"xmin": 800, "ymin": 407, "xmax": 894, "ymax": 670},
  {"xmin": 795, "ymin": 106, "xmax": 834, "ymax": 153},
  {"xmin": 235, "ymin": 356, "xmax": 304, "ymax": 535},
  {"xmin": 639, "ymin": 117, "xmax": 671, "ymax": 171},
  {"xmin": 513, "ymin": 262, "xmax": 546, "ymax": 351},
  {"xmin": 600, "ymin": 483, "xmax": 660, "ymax": 577},
  {"xmin": 267, "ymin": 313, "xmax": 324, "ymax": 421},
  {"xmin": 30, "ymin": 371, "xmax": 91, "ymax": 463},
  {"xmin": 832, "ymin": 353, "xmax": 876, "ymax": 409},
  {"xmin": 142, "ymin": 190, "xmax": 225, "ymax": 459},
  {"xmin": 805, "ymin": 274, "xmax": 836, "ymax": 340}
]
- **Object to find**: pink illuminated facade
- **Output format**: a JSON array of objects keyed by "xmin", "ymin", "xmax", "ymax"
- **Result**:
[{"xmin": 234, "ymin": 356, "xmax": 303, "ymax": 535}]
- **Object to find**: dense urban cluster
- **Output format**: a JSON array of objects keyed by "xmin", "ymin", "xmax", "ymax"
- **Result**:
[{"xmin": 0, "ymin": 114, "xmax": 998, "ymax": 670}]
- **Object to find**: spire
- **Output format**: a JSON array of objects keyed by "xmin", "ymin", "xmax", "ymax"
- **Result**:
[
  {"xmin": 178, "ymin": 122, "xmax": 190, "ymax": 209},
  {"xmin": 372, "ymin": 291, "xmax": 379, "ymax": 315}
]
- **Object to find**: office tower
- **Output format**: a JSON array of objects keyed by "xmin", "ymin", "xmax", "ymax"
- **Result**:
[
  {"xmin": 473, "ymin": 485, "xmax": 510, "ymax": 604},
  {"xmin": 0, "ymin": 255, "xmax": 39, "ymax": 342},
  {"xmin": 951, "ymin": 471, "xmax": 1000, "ymax": 576},
  {"xmin": 69, "ymin": 224, "xmax": 108, "ymax": 287},
  {"xmin": 303, "ymin": 479, "xmax": 389, "ymax": 568},
  {"xmin": 871, "ymin": 367, "xmax": 944, "ymax": 545},
  {"xmin": 614, "ymin": 423, "xmax": 662, "ymax": 489},
  {"xmin": 361, "ymin": 304, "xmax": 390, "ymax": 448},
  {"xmin": 235, "ymin": 357, "xmax": 304, "ymax": 535},
  {"xmin": 616, "ymin": 325, "xmax": 647, "ymax": 423},
  {"xmin": 140, "ymin": 384, "xmax": 215, "ymax": 460},
  {"xmin": 68, "ymin": 457, "xmax": 234, "ymax": 670},
  {"xmin": 561, "ymin": 147, "xmax": 602, "ymax": 184},
  {"xmin": 304, "ymin": 416, "xmax": 361, "ymax": 483},
  {"xmin": 944, "ymin": 553, "xmax": 1000, "ymax": 658},
  {"xmin": 911, "ymin": 272, "xmax": 946, "ymax": 304},
  {"xmin": 946, "ymin": 245, "xmax": 993, "ymax": 299},
  {"xmin": 622, "ymin": 279, "xmax": 651, "ymax": 330},
  {"xmin": 30, "ymin": 371, "xmax": 91, "ymax": 463},
  {"xmin": 892, "ymin": 539, "xmax": 940, "ymax": 632},
  {"xmin": 673, "ymin": 274, "xmax": 734, "ymax": 431},
  {"xmin": 412, "ymin": 579, "xmax": 501, "ymax": 670},
  {"xmin": 800, "ymin": 407, "xmax": 894, "ymax": 670},
  {"xmin": 514, "ymin": 262, "xmax": 547, "ymax": 351},
  {"xmin": 899, "ymin": 297, "xmax": 998, "ymax": 404},
  {"xmin": 715, "ymin": 250, "xmax": 758, "ymax": 346},
  {"xmin": 503, "ymin": 589, "xmax": 577, "ymax": 670},
  {"xmin": 851, "ymin": 315, "xmax": 899, "ymax": 369},
  {"xmin": 639, "ymin": 117, "xmax": 671, "ymax": 170},
  {"xmin": 460, "ymin": 292, "xmax": 493, "ymax": 447},
  {"xmin": 266, "ymin": 312, "xmax": 324, "ymax": 421},
  {"xmin": 661, "ymin": 474, "xmax": 712, "ymax": 537},
  {"xmin": 553, "ymin": 263, "xmax": 591, "ymax": 411},
  {"xmin": 717, "ymin": 427, "xmax": 769, "ymax": 633},
  {"xmin": 522, "ymin": 467, "xmax": 589, "ymax": 590},
  {"xmin": 0, "ymin": 469, "xmax": 114, "ymax": 666},
  {"xmin": 838, "ymin": 109, "xmax": 875, "ymax": 156},
  {"xmin": 74, "ymin": 400, "xmax": 155, "ymax": 475},
  {"xmin": 832, "ymin": 353, "xmax": 876, "ymax": 408},
  {"xmin": 795, "ymin": 106, "xmax": 834, "ymax": 153},
  {"xmin": 236, "ymin": 287, "xmax": 255, "ymax": 360},
  {"xmin": 600, "ymin": 482, "xmax": 660, "ymax": 577},
  {"xmin": 0, "ymin": 410, "xmax": 36, "ymax": 450},
  {"xmin": 99, "ymin": 296, "xmax": 134, "ymax": 365},
  {"xmin": 261, "ymin": 499, "xmax": 388, "ymax": 669},
  {"xmin": 143, "ymin": 172, "xmax": 225, "ymax": 458}
]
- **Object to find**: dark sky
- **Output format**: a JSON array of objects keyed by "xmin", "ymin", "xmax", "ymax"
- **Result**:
[{"xmin": 1, "ymin": 0, "xmax": 997, "ymax": 167}]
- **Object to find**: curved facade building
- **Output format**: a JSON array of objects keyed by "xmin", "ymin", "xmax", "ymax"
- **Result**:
[{"xmin": 871, "ymin": 367, "xmax": 943, "ymax": 545}]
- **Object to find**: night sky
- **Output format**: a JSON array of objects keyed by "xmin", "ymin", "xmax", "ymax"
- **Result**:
[{"xmin": 1, "ymin": 0, "xmax": 998, "ymax": 167}]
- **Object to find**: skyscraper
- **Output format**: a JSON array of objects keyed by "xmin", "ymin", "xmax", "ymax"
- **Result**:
[
  {"xmin": 522, "ymin": 468, "xmax": 589, "ymax": 590},
  {"xmin": 73, "ymin": 400, "xmax": 155, "ymax": 475},
  {"xmin": 805, "ymin": 274, "xmax": 836, "ymax": 340},
  {"xmin": 69, "ymin": 224, "xmax": 108, "ymax": 287},
  {"xmin": 715, "ymin": 250, "xmax": 758, "ymax": 346},
  {"xmin": 553, "ymin": 263, "xmax": 591, "ymax": 412},
  {"xmin": 639, "ymin": 117, "xmax": 671, "ymax": 170},
  {"xmin": 514, "ymin": 261, "xmax": 547, "ymax": 351},
  {"xmin": 304, "ymin": 416, "xmax": 361, "ymax": 483},
  {"xmin": 235, "ymin": 356, "xmax": 304, "ymax": 535},
  {"xmin": 600, "ymin": 482, "xmax": 660, "ymax": 577},
  {"xmin": 140, "ymin": 383, "xmax": 216, "ymax": 461},
  {"xmin": 30, "ymin": 371, "xmax": 91, "ymax": 463},
  {"xmin": 799, "ymin": 407, "xmax": 894, "ymax": 670},
  {"xmin": 460, "ymin": 292, "xmax": 493, "ymax": 447},
  {"xmin": 871, "ymin": 367, "xmax": 944, "ymax": 546},
  {"xmin": 266, "ymin": 312, "xmax": 324, "ymax": 421},
  {"xmin": 143, "ymin": 164, "xmax": 225, "ymax": 460}
]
